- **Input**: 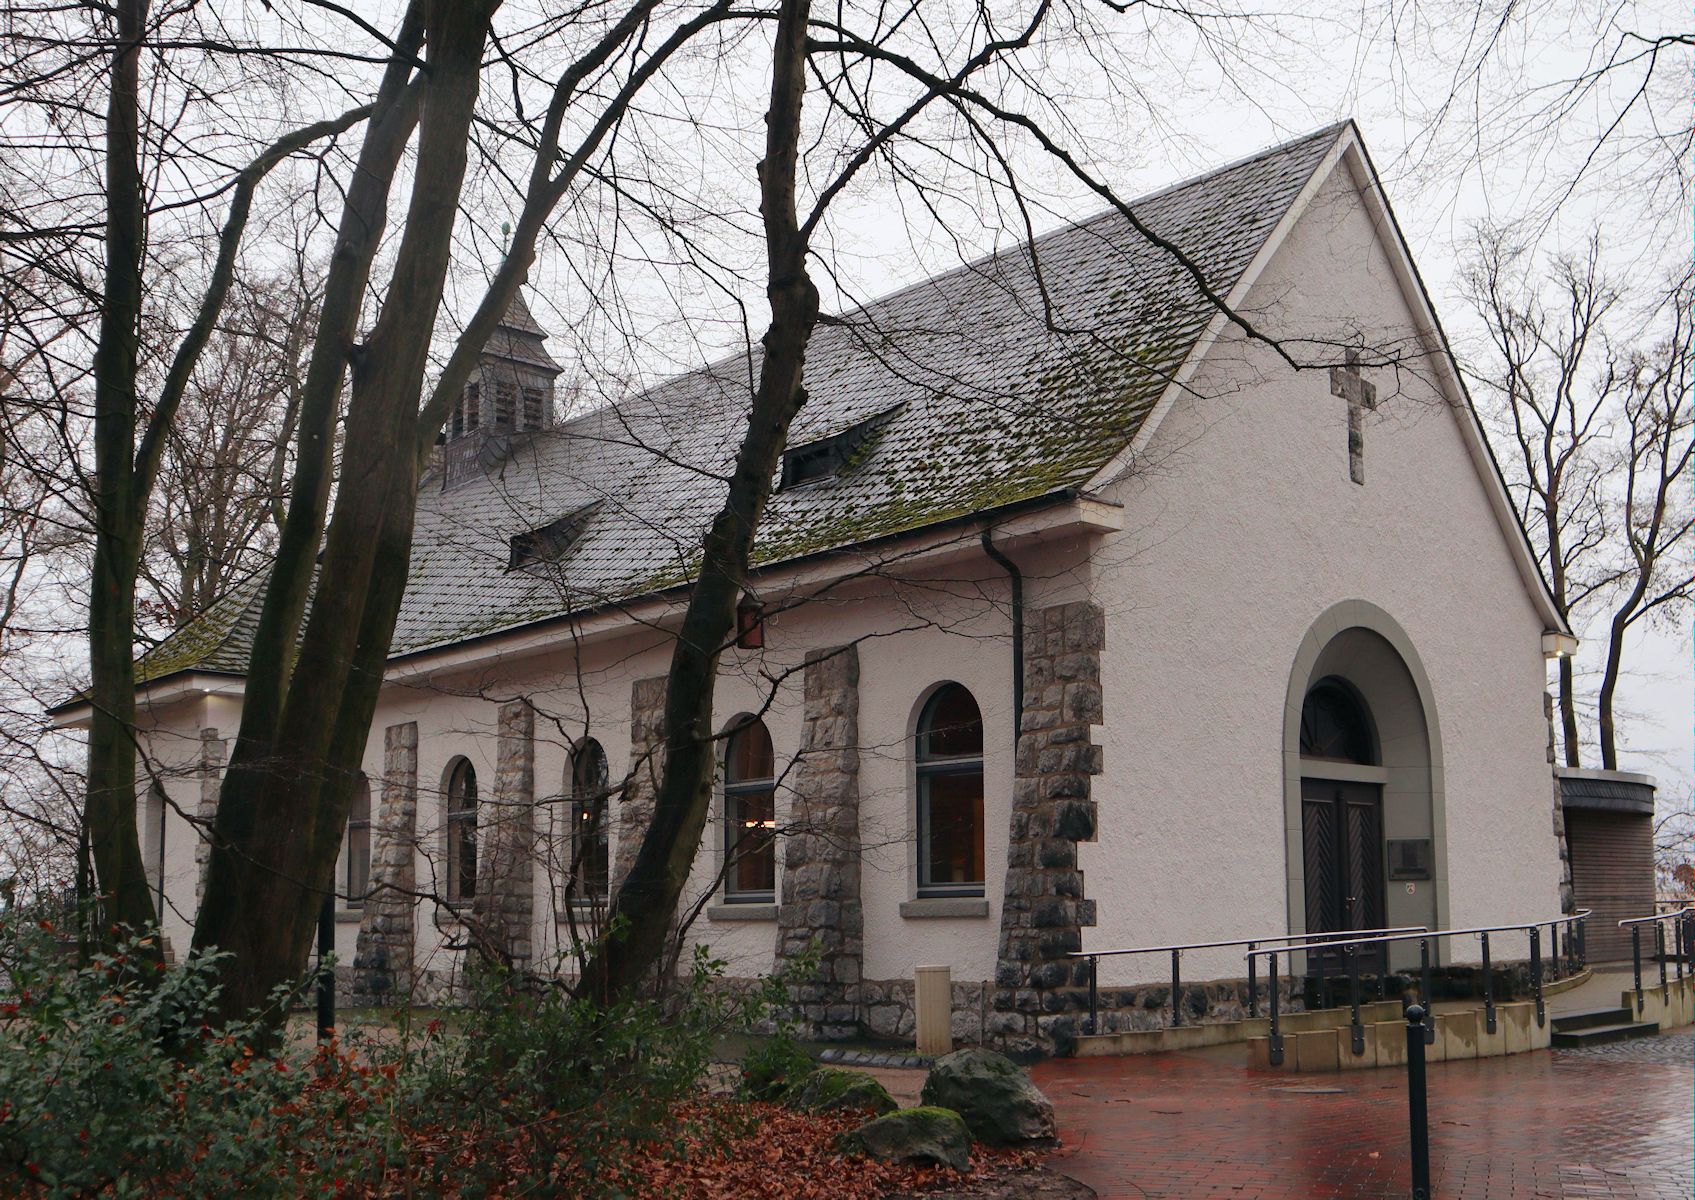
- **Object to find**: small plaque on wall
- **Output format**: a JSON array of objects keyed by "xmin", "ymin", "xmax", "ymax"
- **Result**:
[{"xmin": 1387, "ymin": 838, "xmax": 1433, "ymax": 880}]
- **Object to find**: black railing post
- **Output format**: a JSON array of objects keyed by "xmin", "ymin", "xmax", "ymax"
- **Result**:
[
  {"xmin": 1087, "ymin": 955, "xmax": 1099, "ymax": 1035},
  {"xmin": 1170, "ymin": 948, "xmax": 1182, "ymax": 1027},
  {"xmin": 1480, "ymin": 930, "xmax": 1496, "ymax": 1034},
  {"xmin": 1632, "ymin": 925, "xmax": 1644, "ymax": 1015},
  {"xmin": 1656, "ymin": 921, "xmax": 1668, "ymax": 992},
  {"xmin": 1315, "ymin": 944, "xmax": 1330, "ymax": 1010},
  {"xmin": 1248, "ymin": 942, "xmax": 1259, "ymax": 1019},
  {"xmin": 1419, "ymin": 937, "xmax": 1434, "ymax": 1044},
  {"xmin": 1405, "ymin": 1004, "xmax": 1432, "ymax": 1200},
  {"xmin": 1547, "ymin": 921, "xmax": 1560, "ymax": 981},
  {"xmin": 1680, "ymin": 913, "xmax": 1690, "ymax": 982},
  {"xmin": 1529, "ymin": 926, "xmax": 1544, "ymax": 1028},
  {"xmin": 316, "ymin": 890, "xmax": 335, "ymax": 1043},
  {"xmin": 1346, "ymin": 944, "xmax": 1365, "ymax": 1056},
  {"xmin": 1577, "ymin": 915, "xmax": 1586, "ymax": 968},
  {"xmin": 1268, "ymin": 951, "xmax": 1284, "ymax": 1066}
]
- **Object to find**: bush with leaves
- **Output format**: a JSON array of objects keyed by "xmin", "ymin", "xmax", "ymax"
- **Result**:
[
  {"xmin": 0, "ymin": 913, "xmax": 391, "ymax": 1198},
  {"xmin": 0, "ymin": 911, "xmax": 819, "ymax": 1198},
  {"xmin": 363, "ymin": 944, "xmax": 795, "ymax": 1196}
]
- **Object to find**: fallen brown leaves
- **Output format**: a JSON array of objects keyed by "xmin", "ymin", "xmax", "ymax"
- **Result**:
[{"xmin": 627, "ymin": 1099, "xmax": 1040, "ymax": 1200}]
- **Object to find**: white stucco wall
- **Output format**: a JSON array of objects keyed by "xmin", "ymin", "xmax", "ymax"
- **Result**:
[
  {"xmin": 1083, "ymin": 160, "xmax": 1562, "ymax": 986},
  {"xmin": 125, "ymin": 149, "xmax": 1561, "ymax": 999}
]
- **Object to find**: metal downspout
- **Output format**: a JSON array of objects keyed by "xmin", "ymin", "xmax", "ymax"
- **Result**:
[{"xmin": 980, "ymin": 529, "xmax": 1023, "ymax": 741}]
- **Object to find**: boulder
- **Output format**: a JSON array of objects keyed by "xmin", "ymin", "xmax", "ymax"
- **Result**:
[
  {"xmin": 787, "ymin": 1067, "xmax": 897, "ymax": 1116},
  {"xmin": 837, "ymin": 1106, "xmax": 972, "ymax": 1171},
  {"xmin": 919, "ymin": 1048, "xmax": 1056, "ymax": 1145}
]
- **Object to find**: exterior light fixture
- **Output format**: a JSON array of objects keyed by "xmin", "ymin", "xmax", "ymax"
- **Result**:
[{"xmin": 1541, "ymin": 631, "xmax": 1578, "ymax": 660}]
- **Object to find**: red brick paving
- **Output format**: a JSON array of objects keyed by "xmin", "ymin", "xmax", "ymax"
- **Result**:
[{"xmin": 1032, "ymin": 1035, "xmax": 1692, "ymax": 1199}]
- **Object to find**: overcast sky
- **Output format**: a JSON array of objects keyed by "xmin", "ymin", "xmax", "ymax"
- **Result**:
[{"xmin": 773, "ymin": 2, "xmax": 1692, "ymax": 787}]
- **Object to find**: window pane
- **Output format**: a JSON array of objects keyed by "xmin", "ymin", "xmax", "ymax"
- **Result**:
[
  {"xmin": 348, "ymin": 822, "xmax": 371, "ymax": 901},
  {"xmin": 572, "ymin": 741, "xmax": 608, "ymax": 798},
  {"xmin": 346, "ymin": 776, "xmax": 372, "ymax": 904},
  {"xmin": 450, "ymin": 762, "xmax": 478, "ymax": 813},
  {"xmin": 349, "ymin": 779, "xmax": 371, "ymax": 825},
  {"xmin": 447, "ymin": 761, "xmax": 477, "ymax": 901},
  {"xmin": 452, "ymin": 818, "xmax": 477, "ymax": 900},
  {"xmin": 727, "ymin": 787, "xmax": 776, "ymax": 897},
  {"xmin": 727, "ymin": 719, "xmax": 773, "ymax": 784},
  {"xmin": 1300, "ymin": 682, "xmax": 1375, "ymax": 764},
  {"xmin": 921, "ymin": 684, "xmax": 983, "ymax": 759},
  {"xmin": 572, "ymin": 800, "xmax": 609, "ymax": 898},
  {"xmin": 922, "ymin": 768, "xmax": 984, "ymax": 890}
]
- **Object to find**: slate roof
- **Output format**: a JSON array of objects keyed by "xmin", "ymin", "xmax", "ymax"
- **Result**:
[{"xmin": 136, "ymin": 123, "xmax": 1345, "ymax": 684}]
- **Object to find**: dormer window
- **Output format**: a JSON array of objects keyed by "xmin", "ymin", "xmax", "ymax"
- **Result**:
[
  {"xmin": 778, "ymin": 403, "xmax": 903, "ymax": 491},
  {"xmin": 508, "ymin": 503, "xmax": 598, "ymax": 571}
]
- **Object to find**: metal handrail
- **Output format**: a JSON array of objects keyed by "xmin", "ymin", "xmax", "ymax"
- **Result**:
[
  {"xmin": 1619, "ymin": 906, "xmax": 1692, "ymax": 925},
  {"xmin": 1070, "ymin": 925, "xmax": 1428, "ymax": 1035},
  {"xmin": 1243, "ymin": 910, "xmax": 1593, "ymax": 1066},
  {"xmin": 1072, "ymin": 925, "xmax": 1429, "ymax": 959},
  {"xmin": 1619, "ymin": 905, "xmax": 1693, "ymax": 1014}
]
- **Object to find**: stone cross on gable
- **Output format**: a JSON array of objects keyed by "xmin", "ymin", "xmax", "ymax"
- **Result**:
[{"xmin": 1330, "ymin": 348, "xmax": 1378, "ymax": 485}]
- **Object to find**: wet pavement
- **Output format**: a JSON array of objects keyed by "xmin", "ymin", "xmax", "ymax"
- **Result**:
[{"xmin": 1032, "ymin": 1027, "xmax": 1693, "ymax": 1199}]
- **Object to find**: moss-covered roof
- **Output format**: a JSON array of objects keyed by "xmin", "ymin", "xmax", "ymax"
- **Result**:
[{"xmin": 136, "ymin": 124, "xmax": 1342, "ymax": 683}]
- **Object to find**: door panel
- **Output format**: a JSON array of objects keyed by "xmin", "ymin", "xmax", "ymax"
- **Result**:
[{"xmin": 1302, "ymin": 779, "xmax": 1386, "ymax": 974}]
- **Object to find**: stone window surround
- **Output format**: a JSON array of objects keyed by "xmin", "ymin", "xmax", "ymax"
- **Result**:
[
  {"xmin": 707, "ymin": 902, "xmax": 777, "ymax": 921},
  {"xmin": 899, "ymin": 897, "xmax": 990, "ymax": 919}
]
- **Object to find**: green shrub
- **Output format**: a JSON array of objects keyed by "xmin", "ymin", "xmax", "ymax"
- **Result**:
[
  {"xmin": 0, "ymin": 912, "xmax": 809, "ymax": 1198},
  {"xmin": 0, "ymin": 914, "xmax": 385, "ymax": 1198}
]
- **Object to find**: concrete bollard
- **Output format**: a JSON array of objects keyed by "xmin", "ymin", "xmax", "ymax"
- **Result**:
[{"xmin": 915, "ymin": 964, "xmax": 953, "ymax": 1057}]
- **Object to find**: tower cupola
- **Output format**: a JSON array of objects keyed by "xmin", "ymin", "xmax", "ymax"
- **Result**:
[{"xmin": 446, "ymin": 290, "xmax": 563, "ymax": 441}]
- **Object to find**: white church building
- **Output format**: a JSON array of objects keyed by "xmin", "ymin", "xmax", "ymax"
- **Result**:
[{"xmin": 94, "ymin": 122, "xmax": 1577, "ymax": 1054}]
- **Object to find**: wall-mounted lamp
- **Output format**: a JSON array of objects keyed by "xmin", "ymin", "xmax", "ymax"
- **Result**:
[{"xmin": 1541, "ymin": 631, "xmax": 1578, "ymax": 660}]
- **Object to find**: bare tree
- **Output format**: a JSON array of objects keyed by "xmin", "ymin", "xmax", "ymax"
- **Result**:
[
  {"xmin": 1464, "ymin": 233, "xmax": 1692, "ymax": 769},
  {"xmin": 140, "ymin": 270, "xmax": 318, "ymax": 629}
]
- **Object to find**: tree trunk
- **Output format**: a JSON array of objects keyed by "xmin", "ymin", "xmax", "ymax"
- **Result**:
[
  {"xmin": 1557, "ymin": 652, "xmax": 1580, "ymax": 767},
  {"xmin": 85, "ymin": 0, "xmax": 159, "ymax": 947},
  {"xmin": 194, "ymin": 0, "xmax": 499, "ymax": 1022},
  {"xmin": 1596, "ymin": 609, "xmax": 1629, "ymax": 771},
  {"xmin": 579, "ymin": 0, "xmax": 818, "ymax": 1003}
]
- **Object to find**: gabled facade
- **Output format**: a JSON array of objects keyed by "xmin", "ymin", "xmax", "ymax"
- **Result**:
[{"xmin": 73, "ymin": 124, "xmax": 1573, "ymax": 1053}]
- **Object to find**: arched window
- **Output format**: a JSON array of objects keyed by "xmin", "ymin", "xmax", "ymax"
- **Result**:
[
  {"xmin": 569, "ymin": 739, "xmax": 610, "ymax": 901},
  {"xmin": 445, "ymin": 759, "xmax": 478, "ymax": 903},
  {"xmin": 723, "ymin": 718, "xmax": 776, "ymax": 903},
  {"xmin": 1300, "ymin": 679, "xmax": 1377, "ymax": 765},
  {"xmin": 345, "ymin": 774, "xmax": 372, "ymax": 907},
  {"xmin": 916, "ymin": 683, "xmax": 985, "ymax": 897}
]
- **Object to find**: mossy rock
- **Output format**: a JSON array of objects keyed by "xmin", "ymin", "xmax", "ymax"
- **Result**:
[
  {"xmin": 786, "ymin": 1067, "xmax": 897, "ymax": 1116},
  {"xmin": 920, "ymin": 1048, "xmax": 1056, "ymax": 1145},
  {"xmin": 837, "ymin": 1106, "xmax": 972, "ymax": 1171}
]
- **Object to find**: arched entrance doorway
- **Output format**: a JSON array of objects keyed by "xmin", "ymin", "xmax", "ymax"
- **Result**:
[
  {"xmin": 1299, "ymin": 679, "xmax": 1387, "ymax": 972},
  {"xmin": 1283, "ymin": 601, "xmax": 1449, "ymax": 975}
]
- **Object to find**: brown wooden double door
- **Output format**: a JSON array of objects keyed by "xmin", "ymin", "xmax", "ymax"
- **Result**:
[{"xmin": 1301, "ymin": 779, "xmax": 1387, "ymax": 975}]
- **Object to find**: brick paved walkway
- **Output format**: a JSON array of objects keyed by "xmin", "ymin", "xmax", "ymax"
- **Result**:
[{"xmin": 1032, "ymin": 1029, "xmax": 1693, "ymax": 1199}]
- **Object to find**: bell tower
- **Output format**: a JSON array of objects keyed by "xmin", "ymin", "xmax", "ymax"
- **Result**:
[{"xmin": 446, "ymin": 290, "xmax": 563, "ymax": 441}]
